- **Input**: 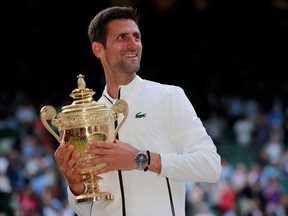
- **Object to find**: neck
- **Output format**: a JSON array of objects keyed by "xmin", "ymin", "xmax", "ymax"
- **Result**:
[{"xmin": 105, "ymin": 73, "xmax": 136, "ymax": 99}]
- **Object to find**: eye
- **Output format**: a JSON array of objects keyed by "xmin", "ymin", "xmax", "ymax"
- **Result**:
[
  {"xmin": 117, "ymin": 34, "xmax": 125, "ymax": 40},
  {"xmin": 134, "ymin": 33, "xmax": 141, "ymax": 42}
]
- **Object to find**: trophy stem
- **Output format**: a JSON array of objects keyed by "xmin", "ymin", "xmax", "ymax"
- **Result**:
[{"xmin": 76, "ymin": 173, "xmax": 114, "ymax": 204}]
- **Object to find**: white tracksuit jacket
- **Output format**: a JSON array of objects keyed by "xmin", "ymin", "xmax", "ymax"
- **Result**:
[{"xmin": 68, "ymin": 75, "xmax": 222, "ymax": 216}]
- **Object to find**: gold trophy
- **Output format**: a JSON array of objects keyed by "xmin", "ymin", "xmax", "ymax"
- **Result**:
[{"xmin": 40, "ymin": 74, "xmax": 128, "ymax": 204}]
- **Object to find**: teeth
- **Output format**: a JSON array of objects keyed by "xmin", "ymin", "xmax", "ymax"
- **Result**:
[{"xmin": 125, "ymin": 54, "xmax": 137, "ymax": 57}]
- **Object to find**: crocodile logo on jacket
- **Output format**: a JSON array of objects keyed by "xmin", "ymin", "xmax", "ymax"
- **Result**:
[{"xmin": 135, "ymin": 112, "xmax": 146, "ymax": 119}]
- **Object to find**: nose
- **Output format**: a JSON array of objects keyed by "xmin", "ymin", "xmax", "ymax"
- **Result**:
[{"xmin": 127, "ymin": 36, "xmax": 139, "ymax": 49}]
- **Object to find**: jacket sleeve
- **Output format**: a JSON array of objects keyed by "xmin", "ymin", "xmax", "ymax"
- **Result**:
[{"xmin": 159, "ymin": 86, "xmax": 222, "ymax": 183}]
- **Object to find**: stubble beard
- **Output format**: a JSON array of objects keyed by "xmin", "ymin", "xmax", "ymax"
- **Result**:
[{"xmin": 119, "ymin": 59, "xmax": 141, "ymax": 74}]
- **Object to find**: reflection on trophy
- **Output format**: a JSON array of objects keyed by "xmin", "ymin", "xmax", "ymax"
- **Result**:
[{"xmin": 40, "ymin": 74, "xmax": 128, "ymax": 204}]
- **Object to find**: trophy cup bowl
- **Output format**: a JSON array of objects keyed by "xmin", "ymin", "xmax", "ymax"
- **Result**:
[{"xmin": 40, "ymin": 74, "xmax": 128, "ymax": 204}]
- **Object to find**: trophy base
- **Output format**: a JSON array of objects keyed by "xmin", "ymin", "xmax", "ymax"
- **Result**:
[{"xmin": 76, "ymin": 192, "xmax": 114, "ymax": 204}]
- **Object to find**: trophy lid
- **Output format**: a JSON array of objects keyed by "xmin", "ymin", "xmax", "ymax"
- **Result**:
[{"xmin": 61, "ymin": 74, "xmax": 106, "ymax": 113}]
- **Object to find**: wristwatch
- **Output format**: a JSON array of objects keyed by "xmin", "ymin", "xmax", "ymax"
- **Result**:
[{"xmin": 135, "ymin": 150, "xmax": 148, "ymax": 170}]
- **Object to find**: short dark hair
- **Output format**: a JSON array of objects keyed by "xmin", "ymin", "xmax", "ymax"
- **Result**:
[{"xmin": 88, "ymin": 6, "xmax": 139, "ymax": 46}]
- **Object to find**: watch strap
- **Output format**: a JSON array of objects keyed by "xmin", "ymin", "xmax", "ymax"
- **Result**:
[{"xmin": 144, "ymin": 150, "xmax": 150, "ymax": 172}]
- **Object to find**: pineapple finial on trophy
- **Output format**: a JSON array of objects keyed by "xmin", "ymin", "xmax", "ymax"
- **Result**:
[
  {"xmin": 70, "ymin": 74, "xmax": 95, "ymax": 104},
  {"xmin": 77, "ymin": 74, "xmax": 86, "ymax": 90}
]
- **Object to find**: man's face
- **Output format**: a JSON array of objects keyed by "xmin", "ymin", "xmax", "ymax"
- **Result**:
[{"xmin": 102, "ymin": 19, "xmax": 142, "ymax": 75}]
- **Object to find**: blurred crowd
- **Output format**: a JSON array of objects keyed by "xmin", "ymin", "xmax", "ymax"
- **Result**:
[
  {"xmin": 0, "ymin": 86, "xmax": 288, "ymax": 216},
  {"xmin": 186, "ymin": 94, "xmax": 288, "ymax": 216},
  {"xmin": 0, "ymin": 92, "xmax": 75, "ymax": 216}
]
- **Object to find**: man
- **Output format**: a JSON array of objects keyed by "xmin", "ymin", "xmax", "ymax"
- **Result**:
[{"xmin": 54, "ymin": 6, "xmax": 222, "ymax": 216}]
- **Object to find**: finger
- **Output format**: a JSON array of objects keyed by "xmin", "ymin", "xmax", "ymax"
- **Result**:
[
  {"xmin": 66, "ymin": 151, "xmax": 81, "ymax": 168},
  {"xmin": 85, "ymin": 155, "xmax": 112, "ymax": 169},
  {"xmin": 93, "ymin": 162, "xmax": 113, "ymax": 175},
  {"xmin": 54, "ymin": 143, "xmax": 68, "ymax": 158},
  {"xmin": 73, "ymin": 152, "xmax": 87, "ymax": 171},
  {"xmin": 84, "ymin": 147, "xmax": 106, "ymax": 155},
  {"xmin": 61, "ymin": 144, "xmax": 74, "ymax": 159},
  {"xmin": 88, "ymin": 140, "xmax": 114, "ymax": 148}
]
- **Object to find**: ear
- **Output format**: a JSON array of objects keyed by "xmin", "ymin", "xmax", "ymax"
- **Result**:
[{"xmin": 92, "ymin": 42, "xmax": 103, "ymax": 58}]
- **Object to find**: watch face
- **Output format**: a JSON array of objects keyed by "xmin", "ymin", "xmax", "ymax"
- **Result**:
[{"xmin": 135, "ymin": 153, "xmax": 148, "ymax": 166}]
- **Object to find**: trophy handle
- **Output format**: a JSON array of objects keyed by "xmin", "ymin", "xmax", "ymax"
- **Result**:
[
  {"xmin": 113, "ymin": 99, "xmax": 129, "ymax": 138},
  {"xmin": 40, "ymin": 105, "xmax": 62, "ymax": 144}
]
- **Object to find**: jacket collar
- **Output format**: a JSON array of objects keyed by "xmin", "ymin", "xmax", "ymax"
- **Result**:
[{"xmin": 102, "ymin": 75, "xmax": 143, "ymax": 102}]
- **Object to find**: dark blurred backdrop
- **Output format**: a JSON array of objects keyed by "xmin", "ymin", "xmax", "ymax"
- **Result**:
[{"xmin": 2, "ymin": 0, "xmax": 288, "ymax": 118}]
